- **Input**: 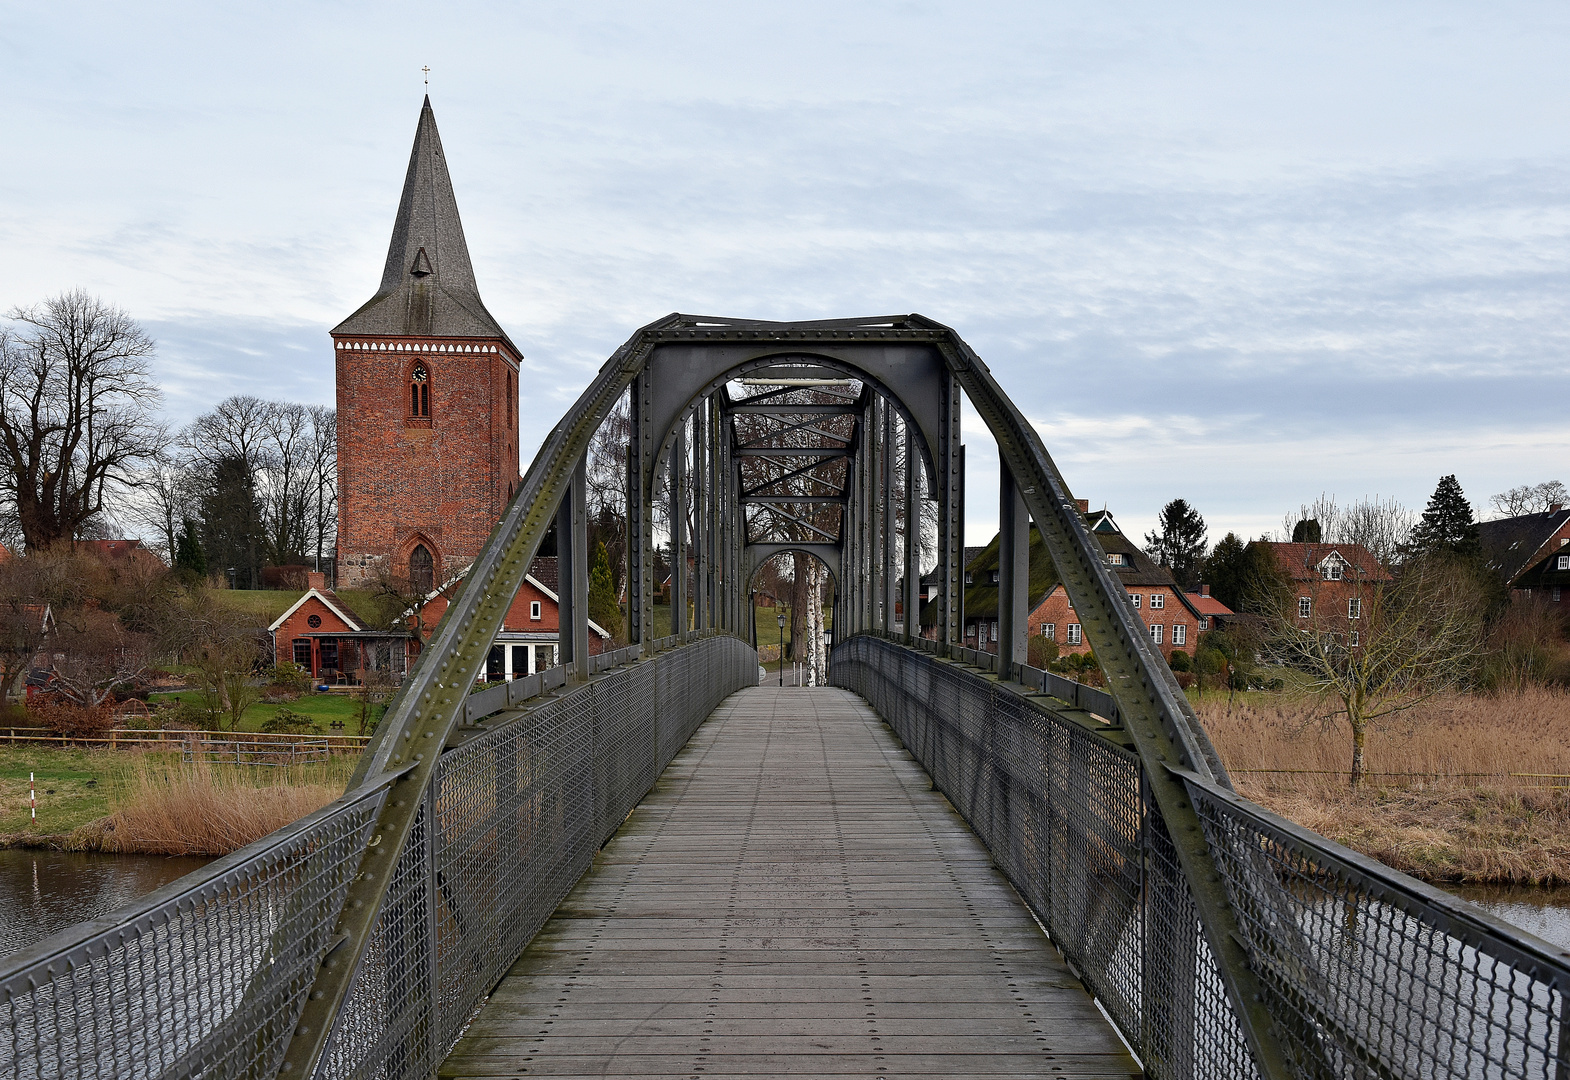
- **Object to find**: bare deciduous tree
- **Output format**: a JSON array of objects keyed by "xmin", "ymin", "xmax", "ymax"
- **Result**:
[
  {"xmin": 1281, "ymin": 493, "xmax": 1414, "ymax": 569},
  {"xmin": 1261, "ymin": 555, "xmax": 1486, "ymax": 786},
  {"xmin": 0, "ymin": 291, "xmax": 166, "ymax": 550},
  {"xmin": 1488, "ymin": 481, "xmax": 1568, "ymax": 520}
]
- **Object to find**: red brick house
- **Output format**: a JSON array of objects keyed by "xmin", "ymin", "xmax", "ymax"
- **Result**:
[
  {"xmin": 415, "ymin": 556, "xmax": 611, "ymax": 680},
  {"xmin": 267, "ymin": 572, "xmax": 403, "ymax": 682},
  {"xmin": 1184, "ymin": 585, "xmax": 1236, "ymax": 633},
  {"xmin": 333, "ymin": 96, "xmax": 522, "ymax": 590},
  {"xmin": 1263, "ymin": 541, "xmax": 1392, "ymax": 643},
  {"xmin": 1028, "ymin": 509, "xmax": 1207, "ymax": 658}
]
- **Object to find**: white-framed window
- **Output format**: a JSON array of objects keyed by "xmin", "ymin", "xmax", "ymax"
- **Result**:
[
  {"xmin": 1350, "ymin": 631, "xmax": 1359, "ymax": 647},
  {"xmin": 1132, "ymin": 593, "xmax": 1141, "ymax": 609},
  {"xmin": 1198, "ymin": 616, "xmax": 1210, "ymax": 630},
  {"xmin": 1348, "ymin": 598, "xmax": 1361, "ymax": 619},
  {"xmin": 990, "ymin": 570, "xmax": 999, "ymax": 584},
  {"xmin": 964, "ymin": 572, "xmax": 973, "ymax": 584},
  {"xmin": 1108, "ymin": 553, "xmax": 1125, "ymax": 565},
  {"xmin": 530, "ymin": 601, "xmax": 542, "ymax": 620},
  {"xmin": 1066, "ymin": 623, "xmax": 1082, "ymax": 645},
  {"xmin": 1298, "ymin": 597, "xmax": 1311, "ymax": 618},
  {"xmin": 967, "ymin": 623, "xmax": 976, "ymax": 637},
  {"xmin": 1322, "ymin": 557, "xmax": 1344, "ymax": 581},
  {"xmin": 1173, "ymin": 624, "xmax": 1186, "ymax": 645},
  {"xmin": 990, "ymin": 623, "xmax": 998, "ymax": 642},
  {"xmin": 1151, "ymin": 624, "xmax": 1163, "ymax": 645},
  {"xmin": 1150, "ymin": 593, "xmax": 1165, "ymax": 610},
  {"xmin": 1559, "ymin": 555, "xmax": 1570, "ymax": 570},
  {"xmin": 1041, "ymin": 623, "xmax": 1055, "ymax": 640}
]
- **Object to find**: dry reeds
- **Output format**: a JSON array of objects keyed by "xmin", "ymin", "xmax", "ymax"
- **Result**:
[
  {"xmin": 1197, "ymin": 686, "xmax": 1570, "ymax": 784},
  {"xmin": 1195, "ymin": 687, "xmax": 1570, "ymax": 883},
  {"xmin": 79, "ymin": 753, "xmax": 346, "ymax": 856}
]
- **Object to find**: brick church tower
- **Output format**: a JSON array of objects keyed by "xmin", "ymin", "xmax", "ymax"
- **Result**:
[{"xmin": 333, "ymin": 97, "xmax": 522, "ymax": 590}]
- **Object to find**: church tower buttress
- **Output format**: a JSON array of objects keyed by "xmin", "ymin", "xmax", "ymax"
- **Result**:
[{"xmin": 333, "ymin": 96, "xmax": 522, "ymax": 590}]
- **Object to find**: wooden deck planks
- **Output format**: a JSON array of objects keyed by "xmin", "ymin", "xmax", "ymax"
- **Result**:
[{"xmin": 440, "ymin": 686, "xmax": 1141, "ymax": 1079}]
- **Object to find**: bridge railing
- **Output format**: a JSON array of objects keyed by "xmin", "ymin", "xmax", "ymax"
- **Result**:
[
  {"xmin": 317, "ymin": 631, "xmax": 756, "ymax": 1080},
  {"xmin": 831, "ymin": 633, "xmax": 1570, "ymax": 1080},
  {"xmin": 0, "ymin": 632, "xmax": 756, "ymax": 1080}
]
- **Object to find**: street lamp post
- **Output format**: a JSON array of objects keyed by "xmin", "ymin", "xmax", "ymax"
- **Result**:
[{"xmin": 777, "ymin": 610, "xmax": 786, "ymax": 688}]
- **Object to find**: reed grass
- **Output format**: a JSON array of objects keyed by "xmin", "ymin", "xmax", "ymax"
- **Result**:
[
  {"xmin": 1196, "ymin": 688, "xmax": 1570, "ymax": 883},
  {"xmin": 70, "ymin": 753, "xmax": 354, "ymax": 856}
]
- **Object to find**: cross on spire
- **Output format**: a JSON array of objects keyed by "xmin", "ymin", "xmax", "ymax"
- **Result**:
[{"xmin": 422, "ymin": 65, "xmax": 430, "ymax": 86}]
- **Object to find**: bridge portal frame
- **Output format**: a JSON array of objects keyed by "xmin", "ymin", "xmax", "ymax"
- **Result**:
[{"xmin": 278, "ymin": 313, "xmax": 1292, "ymax": 1079}]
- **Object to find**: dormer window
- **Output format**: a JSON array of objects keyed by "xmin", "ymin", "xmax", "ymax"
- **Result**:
[
  {"xmin": 1558, "ymin": 555, "xmax": 1569, "ymax": 571},
  {"xmin": 989, "ymin": 570, "xmax": 999, "ymax": 584},
  {"xmin": 1320, "ymin": 555, "xmax": 1345, "ymax": 581},
  {"xmin": 410, "ymin": 362, "xmax": 430, "ymax": 418},
  {"xmin": 1108, "ymin": 553, "xmax": 1126, "ymax": 566}
]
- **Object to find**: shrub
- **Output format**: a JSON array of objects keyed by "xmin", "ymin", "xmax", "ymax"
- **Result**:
[
  {"xmin": 30, "ymin": 700, "xmax": 115, "ymax": 738},
  {"xmin": 1174, "ymin": 671, "xmax": 1195, "ymax": 689},
  {"xmin": 1027, "ymin": 635, "xmax": 1059, "ymax": 669},
  {"xmin": 266, "ymin": 662, "xmax": 312, "ymax": 694},
  {"xmin": 260, "ymin": 708, "xmax": 323, "ymax": 735},
  {"xmin": 1168, "ymin": 649, "xmax": 1191, "ymax": 672}
]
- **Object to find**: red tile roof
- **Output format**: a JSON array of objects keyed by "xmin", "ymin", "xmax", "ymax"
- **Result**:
[{"xmin": 1265, "ymin": 542, "xmax": 1390, "ymax": 582}]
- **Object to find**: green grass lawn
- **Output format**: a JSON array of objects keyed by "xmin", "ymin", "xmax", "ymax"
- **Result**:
[{"xmin": 146, "ymin": 690, "xmax": 385, "ymax": 735}]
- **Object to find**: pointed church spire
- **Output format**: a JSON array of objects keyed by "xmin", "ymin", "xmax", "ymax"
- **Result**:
[{"xmin": 334, "ymin": 98, "xmax": 516, "ymax": 348}]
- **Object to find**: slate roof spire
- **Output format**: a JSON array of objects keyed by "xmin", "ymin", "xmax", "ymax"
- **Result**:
[{"xmin": 334, "ymin": 96, "xmax": 517, "ymax": 351}]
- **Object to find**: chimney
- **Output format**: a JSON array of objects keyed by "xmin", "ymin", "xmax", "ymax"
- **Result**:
[
  {"xmin": 307, "ymin": 571, "xmax": 327, "ymax": 592},
  {"xmin": 1200, "ymin": 583, "xmax": 1210, "ymax": 597},
  {"xmin": 1552, "ymin": 504, "xmax": 1564, "ymax": 514},
  {"xmin": 1074, "ymin": 499, "xmax": 1089, "ymax": 513}
]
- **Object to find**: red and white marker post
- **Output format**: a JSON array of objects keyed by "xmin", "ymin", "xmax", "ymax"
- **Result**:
[{"xmin": 30, "ymin": 772, "xmax": 35, "ymax": 822}]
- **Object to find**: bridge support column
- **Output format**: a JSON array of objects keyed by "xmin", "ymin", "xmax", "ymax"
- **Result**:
[
  {"xmin": 556, "ymin": 453, "xmax": 590, "ymax": 678},
  {"xmin": 630, "ymin": 372, "xmax": 655, "ymax": 644},
  {"xmin": 693, "ymin": 402, "xmax": 707, "ymax": 632},
  {"xmin": 936, "ymin": 372, "xmax": 963, "ymax": 654},
  {"xmin": 882, "ymin": 400, "xmax": 895, "ymax": 635},
  {"xmin": 998, "ymin": 464, "xmax": 1028, "ymax": 681},
  {"xmin": 672, "ymin": 423, "xmax": 687, "ymax": 638},
  {"xmin": 903, "ymin": 416, "xmax": 920, "ymax": 644}
]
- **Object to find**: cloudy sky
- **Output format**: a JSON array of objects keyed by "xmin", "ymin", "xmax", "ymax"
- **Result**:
[{"xmin": 3, "ymin": 2, "xmax": 1567, "ymax": 546}]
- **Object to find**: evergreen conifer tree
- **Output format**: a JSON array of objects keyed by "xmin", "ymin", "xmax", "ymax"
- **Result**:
[
  {"xmin": 588, "ymin": 541, "xmax": 622, "ymax": 639},
  {"xmin": 1409, "ymin": 475, "xmax": 1479, "ymax": 559},
  {"xmin": 1203, "ymin": 532, "xmax": 1248, "ymax": 610},
  {"xmin": 1143, "ymin": 498, "xmax": 1208, "ymax": 589},
  {"xmin": 174, "ymin": 518, "xmax": 207, "ymax": 579}
]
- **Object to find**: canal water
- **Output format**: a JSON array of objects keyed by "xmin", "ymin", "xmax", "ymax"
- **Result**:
[
  {"xmin": 0, "ymin": 848, "xmax": 211, "ymax": 957},
  {"xmin": 0, "ymin": 848, "xmax": 1566, "ymax": 960}
]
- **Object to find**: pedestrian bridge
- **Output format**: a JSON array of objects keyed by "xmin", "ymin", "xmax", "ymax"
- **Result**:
[{"xmin": 2, "ymin": 315, "xmax": 1566, "ymax": 1079}]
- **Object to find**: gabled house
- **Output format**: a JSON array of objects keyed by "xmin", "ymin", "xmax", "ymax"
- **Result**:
[
  {"xmin": 1029, "ymin": 507, "xmax": 1208, "ymax": 657},
  {"xmin": 267, "ymin": 572, "xmax": 406, "ymax": 683},
  {"xmin": 416, "ymin": 555, "xmax": 613, "ymax": 681},
  {"xmin": 1479, "ymin": 507, "xmax": 1570, "ymax": 600},
  {"xmin": 1262, "ymin": 541, "xmax": 1392, "ymax": 644}
]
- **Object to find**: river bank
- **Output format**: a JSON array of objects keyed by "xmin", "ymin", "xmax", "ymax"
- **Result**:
[
  {"xmin": 1198, "ymin": 687, "xmax": 1570, "ymax": 885},
  {"xmin": 0, "ymin": 746, "xmax": 354, "ymax": 856}
]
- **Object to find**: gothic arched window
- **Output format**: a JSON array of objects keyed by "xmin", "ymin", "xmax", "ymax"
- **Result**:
[
  {"xmin": 409, "ymin": 544, "xmax": 434, "ymax": 593},
  {"xmin": 410, "ymin": 362, "xmax": 430, "ymax": 418}
]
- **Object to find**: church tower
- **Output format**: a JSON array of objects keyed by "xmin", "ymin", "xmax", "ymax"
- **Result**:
[{"xmin": 333, "ymin": 96, "xmax": 522, "ymax": 590}]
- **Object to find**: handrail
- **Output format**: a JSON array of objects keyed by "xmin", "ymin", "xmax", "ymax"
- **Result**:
[{"xmin": 833, "ymin": 633, "xmax": 1570, "ymax": 1080}]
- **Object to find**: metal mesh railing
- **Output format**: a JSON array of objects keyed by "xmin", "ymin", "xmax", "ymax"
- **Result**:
[
  {"xmin": 831, "ymin": 633, "xmax": 1570, "ymax": 1080},
  {"xmin": 0, "ymin": 634, "xmax": 755, "ymax": 1080},
  {"xmin": 316, "ymin": 632, "xmax": 757, "ymax": 1079},
  {"xmin": 0, "ymin": 782, "xmax": 388, "ymax": 1079},
  {"xmin": 1189, "ymin": 772, "xmax": 1570, "ymax": 1080}
]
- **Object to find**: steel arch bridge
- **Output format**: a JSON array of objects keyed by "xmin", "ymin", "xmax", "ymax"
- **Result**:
[{"xmin": 2, "ymin": 315, "xmax": 1566, "ymax": 1080}]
